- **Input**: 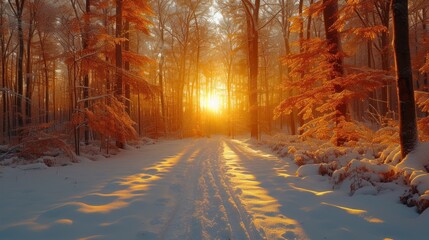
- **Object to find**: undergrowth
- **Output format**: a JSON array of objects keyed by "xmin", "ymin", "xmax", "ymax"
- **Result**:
[{"xmin": 265, "ymin": 126, "xmax": 429, "ymax": 213}]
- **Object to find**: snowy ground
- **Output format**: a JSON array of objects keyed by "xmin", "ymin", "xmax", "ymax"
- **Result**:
[{"xmin": 1, "ymin": 137, "xmax": 429, "ymax": 240}]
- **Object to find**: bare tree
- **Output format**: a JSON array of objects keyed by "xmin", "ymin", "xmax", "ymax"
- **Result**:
[
  {"xmin": 8, "ymin": 0, "xmax": 26, "ymax": 129},
  {"xmin": 1, "ymin": 1, "xmax": 15, "ymax": 140},
  {"xmin": 154, "ymin": 0, "xmax": 169, "ymax": 134}
]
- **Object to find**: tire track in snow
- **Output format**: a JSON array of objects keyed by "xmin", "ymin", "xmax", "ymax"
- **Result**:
[
  {"xmin": 223, "ymin": 139, "xmax": 308, "ymax": 240},
  {"xmin": 158, "ymin": 141, "xmax": 203, "ymax": 239},
  {"xmin": 194, "ymin": 138, "xmax": 260, "ymax": 240},
  {"xmin": 160, "ymin": 137, "xmax": 261, "ymax": 240}
]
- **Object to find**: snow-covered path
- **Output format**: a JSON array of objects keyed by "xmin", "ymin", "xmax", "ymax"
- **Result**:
[{"xmin": 1, "ymin": 137, "xmax": 429, "ymax": 240}]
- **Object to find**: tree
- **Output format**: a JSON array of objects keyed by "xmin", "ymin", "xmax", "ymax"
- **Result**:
[
  {"xmin": 165, "ymin": 0, "xmax": 204, "ymax": 135},
  {"xmin": 115, "ymin": 0, "xmax": 124, "ymax": 148},
  {"xmin": 275, "ymin": 0, "xmax": 386, "ymax": 144},
  {"xmin": 115, "ymin": 0, "xmax": 123, "ymax": 101},
  {"xmin": 34, "ymin": 0, "xmax": 57, "ymax": 125},
  {"xmin": 1, "ymin": 1, "xmax": 15, "ymax": 140},
  {"xmin": 83, "ymin": 0, "xmax": 90, "ymax": 144},
  {"xmin": 241, "ymin": 0, "xmax": 260, "ymax": 140},
  {"xmin": 24, "ymin": 0, "xmax": 36, "ymax": 125},
  {"xmin": 218, "ymin": 15, "xmax": 241, "ymax": 137},
  {"xmin": 277, "ymin": 0, "xmax": 295, "ymax": 134},
  {"xmin": 153, "ymin": 0, "xmax": 170, "ymax": 134},
  {"xmin": 391, "ymin": 0, "xmax": 418, "ymax": 157},
  {"xmin": 323, "ymin": 0, "xmax": 347, "ymax": 145},
  {"xmin": 8, "ymin": 0, "xmax": 25, "ymax": 129}
]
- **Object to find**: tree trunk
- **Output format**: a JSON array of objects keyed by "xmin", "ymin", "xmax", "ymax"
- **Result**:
[
  {"xmin": 9, "ymin": 0, "xmax": 25, "ymax": 129},
  {"xmin": 155, "ymin": 0, "xmax": 167, "ymax": 134},
  {"xmin": 158, "ymin": 31, "xmax": 167, "ymax": 134},
  {"xmin": 193, "ymin": 12, "xmax": 201, "ymax": 136},
  {"xmin": 124, "ymin": 20, "xmax": 130, "ymax": 114},
  {"xmin": 242, "ymin": 0, "xmax": 260, "ymax": 140},
  {"xmin": 83, "ymin": 0, "xmax": 90, "ymax": 144},
  {"xmin": 380, "ymin": 1, "xmax": 391, "ymax": 114},
  {"xmin": 227, "ymin": 53, "xmax": 233, "ymax": 137},
  {"xmin": 115, "ymin": 0, "xmax": 124, "ymax": 148},
  {"xmin": 306, "ymin": 0, "xmax": 314, "ymax": 40},
  {"xmin": 1, "ymin": 55, "xmax": 8, "ymax": 142},
  {"xmin": 40, "ymin": 38, "xmax": 49, "ymax": 124},
  {"xmin": 280, "ymin": 0, "xmax": 295, "ymax": 134},
  {"xmin": 52, "ymin": 61, "xmax": 56, "ymax": 122},
  {"xmin": 391, "ymin": 0, "xmax": 418, "ymax": 158},
  {"xmin": 323, "ymin": 0, "xmax": 346, "ymax": 146},
  {"xmin": 115, "ymin": 0, "xmax": 123, "ymax": 99},
  {"xmin": 25, "ymin": 15, "xmax": 34, "ymax": 125}
]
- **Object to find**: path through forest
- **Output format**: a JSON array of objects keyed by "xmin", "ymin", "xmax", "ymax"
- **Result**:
[{"xmin": 0, "ymin": 137, "xmax": 426, "ymax": 240}]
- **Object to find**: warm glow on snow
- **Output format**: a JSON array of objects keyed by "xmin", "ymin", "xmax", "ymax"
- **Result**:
[
  {"xmin": 60, "ymin": 146, "xmax": 192, "ymax": 214},
  {"xmin": 55, "ymin": 219, "xmax": 73, "ymax": 225},
  {"xmin": 289, "ymin": 183, "xmax": 333, "ymax": 196},
  {"xmin": 223, "ymin": 142, "xmax": 308, "ymax": 239},
  {"xmin": 321, "ymin": 202, "xmax": 367, "ymax": 214},
  {"xmin": 321, "ymin": 202, "xmax": 384, "ymax": 223}
]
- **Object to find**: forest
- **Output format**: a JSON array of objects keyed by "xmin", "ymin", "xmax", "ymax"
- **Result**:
[
  {"xmin": 3, "ymin": 0, "xmax": 429, "ymax": 238},
  {"xmin": 0, "ymin": 0, "xmax": 428, "ymax": 151},
  {"xmin": 0, "ymin": 0, "xmax": 423, "ymax": 150}
]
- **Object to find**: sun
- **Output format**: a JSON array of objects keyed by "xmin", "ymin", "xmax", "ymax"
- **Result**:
[{"xmin": 201, "ymin": 94, "xmax": 222, "ymax": 113}]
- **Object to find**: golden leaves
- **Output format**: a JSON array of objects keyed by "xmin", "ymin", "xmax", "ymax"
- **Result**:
[
  {"xmin": 349, "ymin": 25, "xmax": 387, "ymax": 40},
  {"xmin": 84, "ymin": 97, "xmax": 138, "ymax": 143}
]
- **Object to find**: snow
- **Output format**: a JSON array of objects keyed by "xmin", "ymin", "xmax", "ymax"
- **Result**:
[
  {"xmin": 296, "ymin": 164, "xmax": 320, "ymax": 177},
  {"xmin": 396, "ymin": 142, "xmax": 429, "ymax": 197},
  {"xmin": 1, "ymin": 137, "xmax": 429, "ymax": 239},
  {"xmin": 396, "ymin": 142, "xmax": 429, "ymax": 173}
]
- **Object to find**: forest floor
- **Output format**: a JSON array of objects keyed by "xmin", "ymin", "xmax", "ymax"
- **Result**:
[{"xmin": 1, "ymin": 136, "xmax": 429, "ymax": 240}]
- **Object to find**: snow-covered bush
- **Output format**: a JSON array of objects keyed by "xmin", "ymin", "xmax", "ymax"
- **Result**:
[
  {"xmin": 396, "ymin": 143, "xmax": 429, "ymax": 213},
  {"xmin": 19, "ymin": 133, "xmax": 77, "ymax": 163},
  {"xmin": 0, "ymin": 123, "xmax": 79, "ymax": 167},
  {"xmin": 267, "ymin": 133, "xmax": 429, "ymax": 213},
  {"xmin": 332, "ymin": 159, "xmax": 397, "ymax": 195},
  {"xmin": 415, "ymin": 91, "xmax": 429, "ymax": 142}
]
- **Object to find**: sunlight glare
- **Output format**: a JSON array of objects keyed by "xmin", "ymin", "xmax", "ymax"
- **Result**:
[
  {"xmin": 207, "ymin": 95, "xmax": 221, "ymax": 112},
  {"xmin": 201, "ymin": 93, "xmax": 223, "ymax": 113}
]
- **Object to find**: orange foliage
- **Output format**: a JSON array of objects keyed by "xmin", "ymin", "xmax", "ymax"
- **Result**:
[
  {"xmin": 348, "ymin": 25, "xmax": 387, "ymax": 40},
  {"xmin": 84, "ymin": 97, "xmax": 138, "ymax": 144},
  {"xmin": 415, "ymin": 91, "xmax": 429, "ymax": 141},
  {"xmin": 275, "ymin": 39, "xmax": 386, "ymax": 121},
  {"xmin": 416, "ymin": 91, "xmax": 429, "ymax": 112},
  {"xmin": 18, "ymin": 125, "xmax": 76, "ymax": 162},
  {"xmin": 123, "ymin": 0, "xmax": 153, "ymax": 34},
  {"xmin": 275, "ymin": 0, "xmax": 394, "ymax": 144},
  {"xmin": 420, "ymin": 54, "xmax": 429, "ymax": 74}
]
